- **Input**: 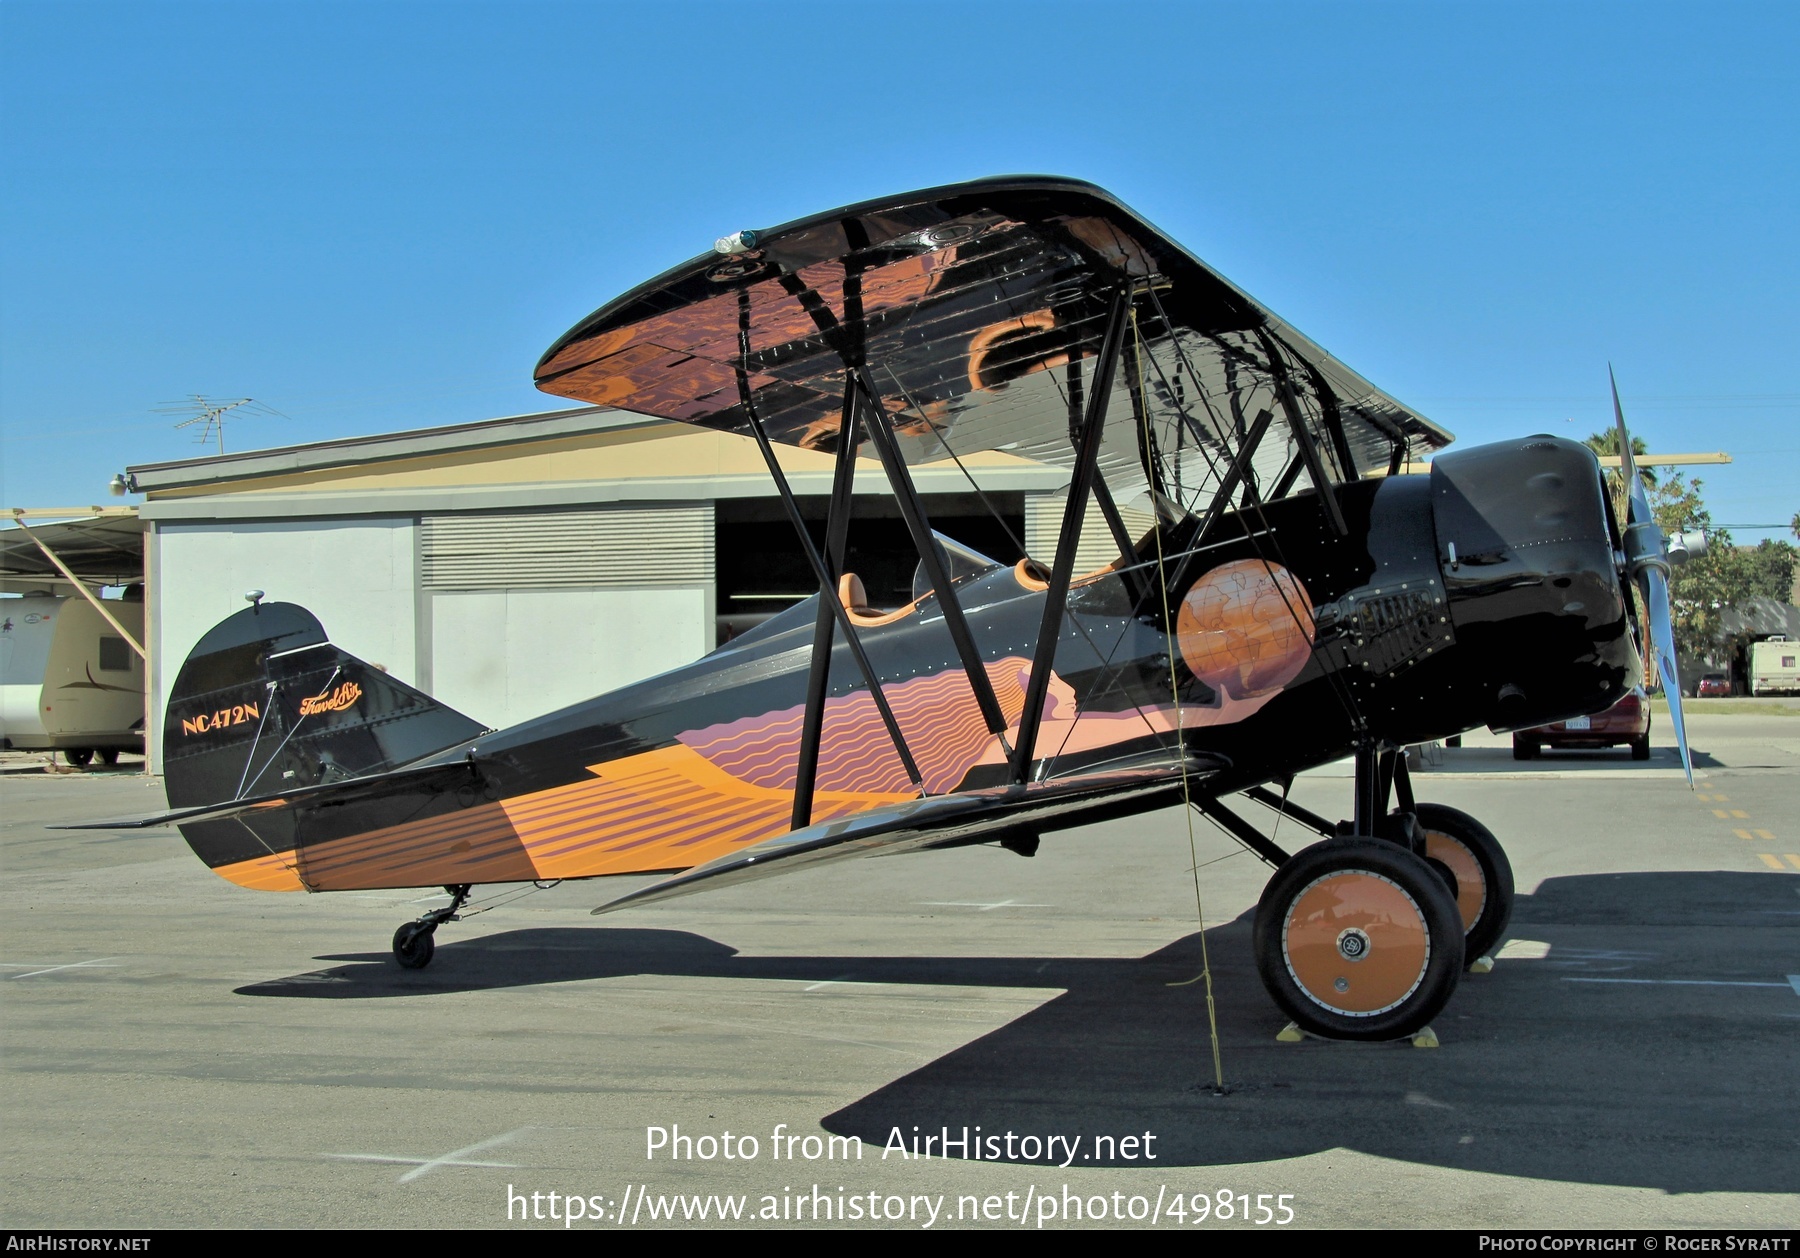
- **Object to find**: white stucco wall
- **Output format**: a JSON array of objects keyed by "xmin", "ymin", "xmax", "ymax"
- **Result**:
[
  {"xmin": 426, "ymin": 586, "xmax": 710, "ymax": 730},
  {"xmin": 150, "ymin": 518, "xmax": 418, "ymax": 768}
]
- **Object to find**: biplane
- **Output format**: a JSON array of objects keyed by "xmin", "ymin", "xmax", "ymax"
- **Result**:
[{"xmin": 76, "ymin": 177, "xmax": 1691, "ymax": 1041}]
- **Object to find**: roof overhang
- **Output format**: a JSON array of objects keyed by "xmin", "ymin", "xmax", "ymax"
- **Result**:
[{"xmin": 125, "ymin": 405, "xmax": 651, "ymax": 495}]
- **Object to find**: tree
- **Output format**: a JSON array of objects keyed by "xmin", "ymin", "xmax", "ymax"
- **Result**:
[
  {"xmin": 1745, "ymin": 538, "xmax": 1798, "ymax": 604},
  {"xmin": 1585, "ymin": 430, "xmax": 1655, "ymax": 522},
  {"xmin": 1653, "ymin": 472, "xmax": 1800, "ymax": 662}
]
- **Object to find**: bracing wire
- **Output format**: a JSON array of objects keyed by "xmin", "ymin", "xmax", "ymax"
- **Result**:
[
  {"xmin": 1139, "ymin": 285, "xmax": 1373, "ymax": 737},
  {"xmin": 873, "ymin": 353, "xmax": 1169, "ymax": 769},
  {"xmin": 1139, "ymin": 308, "xmax": 1226, "ymax": 1093},
  {"xmin": 459, "ymin": 880, "xmax": 563, "ymax": 917},
  {"xmin": 876, "ymin": 358, "xmax": 1030, "ymax": 561}
]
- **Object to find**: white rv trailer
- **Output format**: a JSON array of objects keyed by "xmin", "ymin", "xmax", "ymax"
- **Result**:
[
  {"xmin": 0, "ymin": 592, "xmax": 145, "ymax": 763},
  {"xmin": 1749, "ymin": 637, "xmax": 1800, "ymax": 696}
]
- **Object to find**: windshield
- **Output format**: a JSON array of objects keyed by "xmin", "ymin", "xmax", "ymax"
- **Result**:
[{"xmin": 910, "ymin": 532, "xmax": 1004, "ymax": 604}]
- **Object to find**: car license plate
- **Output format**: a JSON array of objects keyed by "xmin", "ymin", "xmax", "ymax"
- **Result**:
[{"xmin": 1565, "ymin": 716, "xmax": 1591, "ymax": 730}]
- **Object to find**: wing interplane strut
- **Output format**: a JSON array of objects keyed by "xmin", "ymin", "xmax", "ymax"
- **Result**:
[{"xmin": 1011, "ymin": 284, "xmax": 1133, "ymax": 784}]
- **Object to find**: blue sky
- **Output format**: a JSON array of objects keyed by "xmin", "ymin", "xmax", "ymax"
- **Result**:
[{"xmin": 3, "ymin": 1, "xmax": 1795, "ymax": 538}]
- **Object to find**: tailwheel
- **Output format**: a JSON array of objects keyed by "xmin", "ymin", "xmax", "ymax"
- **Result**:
[
  {"xmin": 1254, "ymin": 838, "xmax": 1464, "ymax": 1041},
  {"xmin": 391, "ymin": 883, "xmax": 471, "ymax": 970},
  {"xmin": 1411, "ymin": 803, "xmax": 1515, "ymax": 964},
  {"xmin": 392, "ymin": 921, "xmax": 436, "ymax": 969}
]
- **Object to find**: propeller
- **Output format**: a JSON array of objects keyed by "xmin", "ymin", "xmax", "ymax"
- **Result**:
[{"xmin": 1610, "ymin": 366, "xmax": 1693, "ymax": 786}]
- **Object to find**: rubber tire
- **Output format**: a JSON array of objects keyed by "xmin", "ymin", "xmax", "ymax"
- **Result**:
[
  {"xmin": 64, "ymin": 748, "xmax": 94, "ymax": 767},
  {"xmin": 1630, "ymin": 737, "xmax": 1650, "ymax": 761},
  {"xmin": 1411, "ymin": 802, "xmax": 1515, "ymax": 964},
  {"xmin": 99, "ymin": 748, "xmax": 120, "ymax": 766},
  {"xmin": 393, "ymin": 923, "xmax": 436, "ymax": 970},
  {"xmin": 1254, "ymin": 838, "xmax": 1464, "ymax": 1042},
  {"xmin": 1512, "ymin": 739, "xmax": 1538, "ymax": 761}
]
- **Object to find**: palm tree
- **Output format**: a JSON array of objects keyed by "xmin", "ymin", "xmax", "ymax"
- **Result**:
[{"xmin": 1585, "ymin": 430, "xmax": 1656, "ymax": 520}]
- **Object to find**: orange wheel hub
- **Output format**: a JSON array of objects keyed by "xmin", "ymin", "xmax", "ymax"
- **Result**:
[
  {"xmin": 1424, "ymin": 830, "xmax": 1487, "ymax": 934},
  {"xmin": 1282, "ymin": 870, "xmax": 1431, "ymax": 1015}
]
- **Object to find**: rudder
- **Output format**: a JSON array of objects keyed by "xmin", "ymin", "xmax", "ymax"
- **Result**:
[{"xmin": 162, "ymin": 603, "xmax": 488, "ymax": 881}]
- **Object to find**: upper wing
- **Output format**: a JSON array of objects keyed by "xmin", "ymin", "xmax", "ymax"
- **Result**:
[
  {"xmin": 536, "ymin": 177, "xmax": 1451, "ymax": 519},
  {"xmin": 592, "ymin": 751, "xmax": 1220, "ymax": 914}
]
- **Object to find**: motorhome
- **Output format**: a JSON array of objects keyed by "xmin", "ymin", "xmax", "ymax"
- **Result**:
[
  {"xmin": 1749, "ymin": 637, "xmax": 1800, "ymax": 696},
  {"xmin": 0, "ymin": 591, "xmax": 145, "ymax": 763}
]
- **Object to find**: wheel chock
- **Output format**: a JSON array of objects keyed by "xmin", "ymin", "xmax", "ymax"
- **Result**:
[
  {"xmin": 1469, "ymin": 955, "xmax": 1495, "ymax": 974},
  {"xmin": 1276, "ymin": 1022, "xmax": 1305, "ymax": 1043},
  {"xmin": 1411, "ymin": 1025, "xmax": 1440, "ymax": 1049}
]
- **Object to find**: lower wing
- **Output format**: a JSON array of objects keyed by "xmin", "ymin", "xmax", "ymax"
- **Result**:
[{"xmin": 593, "ymin": 752, "xmax": 1222, "ymax": 915}]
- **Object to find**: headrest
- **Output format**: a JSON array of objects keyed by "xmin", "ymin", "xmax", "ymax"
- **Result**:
[{"xmin": 838, "ymin": 572, "xmax": 869, "ymax": 611}]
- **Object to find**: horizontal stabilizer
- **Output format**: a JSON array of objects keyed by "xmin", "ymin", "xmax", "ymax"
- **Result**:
[
  {"xmin": 54, "ymin": 758, "xmax": 476, "ymax": 831},
  {"xmin": 593, "ymin": 756, "xmax": 1219, "ymax": 915}
]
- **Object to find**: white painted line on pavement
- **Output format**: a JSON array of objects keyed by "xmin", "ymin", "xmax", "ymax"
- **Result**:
[{"xmin": 1561, "ymin": 977, "xmax": 1790, "ymax": 988}]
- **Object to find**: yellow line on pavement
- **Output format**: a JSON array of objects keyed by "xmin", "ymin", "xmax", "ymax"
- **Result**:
[
  {"xmin": 1734, "ymin": 829, "xmax": 1754, "ymax": 840},
  {"xmin": 1755, "ymin": 829, "xmax": 1776, "ymax": 841},
  {"xmin": 1758, "ymin": 854, "xmax": 1787, "ymax": 870},
  {"xmin": 1713, "ymin": 809, "xmax": 1730, "ymax": 819},
  {"xmin": 1786, "ymin": 855, "xmax": 1800, "ymax": 871},
  {"xmin": 1730, "ymin": 809, "xmax": 1750, "ymax": 819}
]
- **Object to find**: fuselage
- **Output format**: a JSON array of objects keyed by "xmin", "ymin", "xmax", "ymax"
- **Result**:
[{"xmin": 172, "ymin": 435, "xmax": 1635, "ymax": 893}]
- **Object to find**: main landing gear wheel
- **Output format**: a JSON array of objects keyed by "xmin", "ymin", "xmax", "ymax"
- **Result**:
[
  {"xmin": 1411, "ymin": 803, "xmax": 1515, "ymax": 964},
  {"xmin": 1254, "ymin": 838, "xmax": 1464, "ymax": 1042},
  {"xmin": 392, "ymin": 922, "xmax": 435, "ymax": 969}
]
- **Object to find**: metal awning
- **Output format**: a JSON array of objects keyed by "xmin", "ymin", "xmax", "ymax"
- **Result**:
[{"xmin": 1, "ymin": 511, "xmax": 144, "ymax": 589}]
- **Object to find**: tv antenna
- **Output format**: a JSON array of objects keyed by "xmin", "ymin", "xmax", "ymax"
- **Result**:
[{"xmin": 154, "ymin": 395, "xmax": 286, "ymax": 455}]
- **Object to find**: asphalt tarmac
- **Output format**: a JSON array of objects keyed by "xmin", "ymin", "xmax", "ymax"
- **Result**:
[{"xmin": 2, "ymin": 714, "xmax": 1796, "ymax": 1230}]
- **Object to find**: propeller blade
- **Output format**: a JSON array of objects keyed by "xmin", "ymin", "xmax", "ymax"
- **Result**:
[
  {"xmin": 1609, "ymin": 366, "xmax": 1692, "ymax": 786},
  {"xmin": 1643, "ymin": 564, "xmax": 1694, "ymax": 786},
  {"xmin": 1609, "ymin": 364, "xmax": 1656, "ymax": 529}
]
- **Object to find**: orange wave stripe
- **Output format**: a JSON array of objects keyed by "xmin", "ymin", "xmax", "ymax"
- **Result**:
[
  {"xmin": 509, "ymin": 744, "xmax": 913, "ymax": 879},
  {"xmin": 211, "ymin": 851, "xmax": 306, "ymax": 893}
]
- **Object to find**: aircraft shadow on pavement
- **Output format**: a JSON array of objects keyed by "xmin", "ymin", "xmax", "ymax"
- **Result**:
[{"xmin": 239, "ymin": 870, "xmax": 1799, "ymax": 1193}]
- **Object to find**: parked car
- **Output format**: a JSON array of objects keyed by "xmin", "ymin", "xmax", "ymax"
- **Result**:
[
  {"xmin": 1513, "ymin": 687, "xmax": 1652, "ymax": 760},
  {"xmin": 1696, "ymin": 674, "xmax": 1732, "ymax": 698}
]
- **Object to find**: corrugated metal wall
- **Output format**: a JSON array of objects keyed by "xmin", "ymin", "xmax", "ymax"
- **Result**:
[
  {"xmin": 421, "ymin": 505, "xmax": 714, "ymax": 590},
  {"xmin": 1024, "ymin": 492, "xmax": 1155, "ymax": 573},
  {"xmin": 418, "ymin": 504, "xmax": 716, "ymax": 729}
]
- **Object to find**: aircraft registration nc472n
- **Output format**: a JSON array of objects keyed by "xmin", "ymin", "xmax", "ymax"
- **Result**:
[{"xmin": 77, "ymin": 178, "xmax": 1693, "ymax": 1041}]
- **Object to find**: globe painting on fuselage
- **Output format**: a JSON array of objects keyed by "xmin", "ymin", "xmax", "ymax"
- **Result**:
[{"xmin": 1177, "ymin": 560, "xmax": 1315, "ymax": 701}]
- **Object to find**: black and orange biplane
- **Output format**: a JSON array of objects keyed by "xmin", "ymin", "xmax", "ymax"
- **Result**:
[{"xmin": 79, "ymin": 178, "xmax": 1691, "ymax": 1041}]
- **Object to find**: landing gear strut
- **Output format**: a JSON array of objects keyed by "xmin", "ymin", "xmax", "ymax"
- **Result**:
[
  {"xmin": 392, "ymin": 884, "xmax": 471, "ymax": 970},
  {"xmin": 1385, "ymin": 747, "xmax": 1516, "ymax": 964},
  {"xmin": 1248, "ymin": 742, "xmax": 1514, "ymax": 1040}
]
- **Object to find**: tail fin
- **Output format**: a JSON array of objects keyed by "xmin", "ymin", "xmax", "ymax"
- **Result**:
[{"xmin": 163, "ymin": 602, "xmax": 486, "ymax": 811}]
